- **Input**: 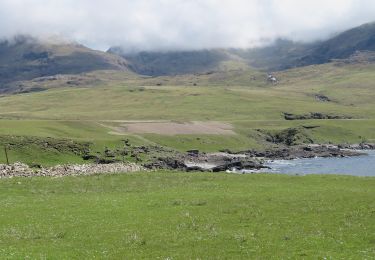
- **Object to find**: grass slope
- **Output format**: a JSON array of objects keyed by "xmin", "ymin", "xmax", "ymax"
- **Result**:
[
  {"xmin": 0, "ymin": 61, "xmax": 374, "ymax": 164},
  {"xmin": 0, "ymin": 172, "xmax": 374, "ymax": 259},
  {"xmin": 1, "ymin": 118, "xmax": 374, "ymax": 166},
  {"xmin": 0, "ymin": 120, "xmax": 148, "ymax": 165},
  {"xmin": 0, "ymin": 63, "xmax": 374, "ymax": 120}
]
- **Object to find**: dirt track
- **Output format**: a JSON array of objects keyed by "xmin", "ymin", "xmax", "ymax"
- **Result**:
[{"xmin": 119, "ymin": 121, "xmax": 236, "ymax": 135}]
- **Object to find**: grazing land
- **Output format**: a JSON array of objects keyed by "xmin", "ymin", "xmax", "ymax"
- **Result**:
[
  {"xmin": 1, "ymin": 15, "xmax": 375, "ymax": 260},
  {"xmin": 0, "ymin": 172, "xmax": 374, "ymax": 259},
  {"xmin": 0, "ymin": 61, "xmax": 375, "ymax": 165}
]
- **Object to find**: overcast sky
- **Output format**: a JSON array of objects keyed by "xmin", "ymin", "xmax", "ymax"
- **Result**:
[{"xmin": 0, "ymin": 0, "xmax": 374, "ymax": 51}]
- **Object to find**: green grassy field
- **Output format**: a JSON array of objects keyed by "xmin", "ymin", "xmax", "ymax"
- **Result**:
[
  {"xmin": 0, "ymin": 55, "xmax": 374, "ymax": 259},
  {"xmin": 0, "ymin": 172, "xmax": 374, "ymax": 259},
  {"xmin": 1, "ymin": 63, "xmax": 375, "ymax": 121},
  {"xmin": 0, "ymin": 62, "xmax": 374, "ymax": 165},
  {"xmin": 1, "ymin": 118, "xmax": 374, "ymax": 165}
]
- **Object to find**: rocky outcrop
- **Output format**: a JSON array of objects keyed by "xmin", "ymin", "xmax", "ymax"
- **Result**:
[
  {"xmin": 237, "ymin": 144, "xmax": 366, "ymax": 160},
  {"xmin": 143, "ymin": 157, "xmax": 187, "ymax": 171},
  {"xmin": 338, "ymin": 143, "xmax": 375, "ymax": 150},
  {"xmin": 143, "ymin": 150, "xmax": 267, "ymax": 173},
  {"xmin": 315, "ymin": 94, "xmax": 331, "ymax": 102},
  {"xmin": 211, "ymin": 160, "xmax": 267, "ymax": 172},
  {"xmin": 262, "ymin": 127, "xmax": 314, "ymax": 146},
  {"xmin": 284, "ymin": 112, "xmax": 352, "ymax": 120},
  {"xmin": 0, "ymin": 163, "xmax": 143, "ymax": 179},
  {"xmin": 183, "ymin": 152, "xmax": 266, "ymax": 172}
]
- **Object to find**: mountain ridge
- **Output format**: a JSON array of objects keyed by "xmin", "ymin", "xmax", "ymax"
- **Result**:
[
  {"xmin": 0, "ymin": 36, "xmax": 130, "ymax": 92},
  {"xmin": 1, "ymin": 21, "xmax": 375, "ymax": 93},
  {"xmin": 109, "ymin": 21, "xmax": 375, "ymax": 74}
]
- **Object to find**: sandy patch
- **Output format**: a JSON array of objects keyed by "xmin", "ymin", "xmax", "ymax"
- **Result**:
[{"xmin": 113, "ymin": 121, "xmax": 236, "ymax": 136}]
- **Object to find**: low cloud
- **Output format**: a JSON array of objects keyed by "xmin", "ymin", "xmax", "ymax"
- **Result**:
[{"xmin": 0, "ymin": 0, "xmax": 374, "ymax": 51}]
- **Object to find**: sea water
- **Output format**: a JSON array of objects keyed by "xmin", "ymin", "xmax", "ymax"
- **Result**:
[{"xmin": 261, "ymin": 150, "xmax": 375, "ymax": 176}]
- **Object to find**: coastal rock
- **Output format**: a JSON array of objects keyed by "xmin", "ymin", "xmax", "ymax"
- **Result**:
[
  {"xmin": 240, "ymin": 144, "xmax": 365, "ymax": 160},
  {"xmin": 338, "ymin": 143, "xmax": 375, "ymax": 150},
  {"xmin": 143, "ymin": 157, "xmax": 186, "ymax": 170},
  {"xmin": 184, "ymin": 152, "xmax": 265, "ymax": 172},
  {"xmin": 212, "ymin": 160, "xmax": 266, "ymax": 172}
]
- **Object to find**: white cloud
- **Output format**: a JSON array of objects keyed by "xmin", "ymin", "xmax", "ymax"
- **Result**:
[{"xmin": 0, "ymin": 0, "xmax": 374, "ymax": 51}]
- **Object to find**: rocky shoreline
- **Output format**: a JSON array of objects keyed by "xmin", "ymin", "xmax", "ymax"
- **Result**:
[
  {"xmin": 1, "ymin": 143, "xmax": 373, "ymax": 178},
  {"xmin": 236, "ymin": 144, "xmax": 370, "ymax": 160},
  {"xmin": 144, "ymin": 143, "xmax": 374, "ymax": 172}
]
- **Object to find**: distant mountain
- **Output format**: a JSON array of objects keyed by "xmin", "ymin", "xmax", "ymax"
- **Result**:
[
  {"xmin": 0, "ymin": 36, "xmax": 129, "ymax": 90},
  {"xmin": 1, "ymin": 22, "xmax": 375, "ymax": 91},
  {"xmin": 230, "ymin": 39, "xmax": 315, "ymax": 71},
  {"xmin": 110, "ymin": 22, "xmax": 375, "ymax": 74},
  {"xmin": 108, "ymin": 48, "xmax": 235, "ymax": 76},
  {"xmin": 231, "ymin": 22, "xmax": 375, "ymax": 70},
  {"xmin": 108, "ymin": 40, "xmax": 313, "ymax": 75},
  {"xmin": 297, "ymin": 22, "xmax": 375, "ymax": 66}
]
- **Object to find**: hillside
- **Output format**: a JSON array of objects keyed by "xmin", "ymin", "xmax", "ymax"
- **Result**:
[
  {"xmin": 298, "ymin": 22, "xmax": 375, "ymax": 66},
  {"xmin": 0, "ymin": 36, "xmax": 130, "ymax": 93},
  {"xmin": 231, "ymin": 39, "xmax": 314, "ymax": 70},
  {"xmin": 0, "ymin": 59, "xmax": 374, "ymax": 162},
  {"xmin": 1, "ymin": 57, "xmax": 374, "ymax": 121},
  {"xmin": 109, "ymin": 22, "xmax": 375, "ymax": 74},
  {"xmin": 108, "ymin": 48, "xmax": 249, "ymax": 76},
  {"xmin": 235, "ymin": 22, "xmax": 375, "ymax": 69},
  {"xmin": 0, "ymin": 22, "xmax": 374, "ymax": 91}
]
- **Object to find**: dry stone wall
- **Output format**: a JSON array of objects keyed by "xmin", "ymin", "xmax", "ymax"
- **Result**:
[{"xmin": 0, "ymin": 163, "xmax": 144, "ymax": 179}]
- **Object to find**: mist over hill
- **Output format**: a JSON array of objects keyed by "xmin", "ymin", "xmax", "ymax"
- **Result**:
[
  {"xmin": 109, "ymin": 22, "xmax": 375, "ymax": 74},
  {"xmin": 0, "ymin": 21, "xmax": 374, "ymax": 92},
  {"xmin": 297, "ymin": 22, "xmax": 375, "ymax": 66}
]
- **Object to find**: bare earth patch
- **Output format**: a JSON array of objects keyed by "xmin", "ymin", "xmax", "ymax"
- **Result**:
[{"xmin": 111, "ymin": 121, "xmax": 236, "ymax": 136}]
